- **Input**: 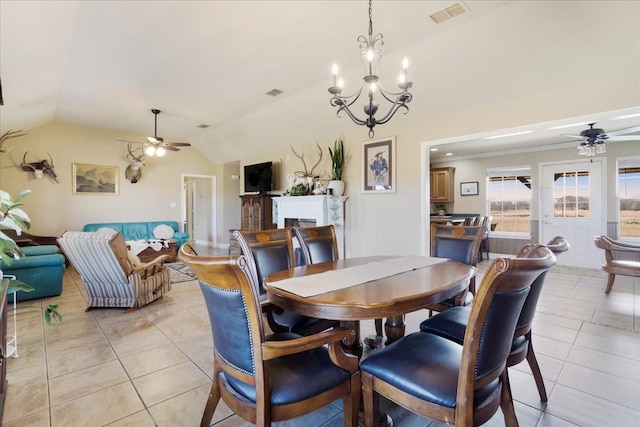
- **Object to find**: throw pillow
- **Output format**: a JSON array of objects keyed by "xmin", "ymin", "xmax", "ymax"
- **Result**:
[
  {"xmin": 127, "ymin": 250, "xmax": 142, "ymax": 267},
  {"xmin": 153, "ymin": 224, "xmax": 175, "ymax": 240}
]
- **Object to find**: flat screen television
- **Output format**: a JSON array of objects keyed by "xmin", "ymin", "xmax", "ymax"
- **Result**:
[{"xmin": 244, "ymin": 161, "xmax": 273, "ymax": 193}]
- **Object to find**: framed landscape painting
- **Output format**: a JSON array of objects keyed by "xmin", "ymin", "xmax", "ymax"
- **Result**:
[
  {"xmin": 73, "ymin": 163, "xmax": 119, "ymax": 195},
  {"xmin": 362, "ymin": 136, "xmax": 396, "ymax": 194}
]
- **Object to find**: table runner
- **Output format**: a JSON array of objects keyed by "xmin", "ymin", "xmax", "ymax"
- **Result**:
[{"xmin": 269, "ymin": 256, "xmax": 449, "ymax": 297}]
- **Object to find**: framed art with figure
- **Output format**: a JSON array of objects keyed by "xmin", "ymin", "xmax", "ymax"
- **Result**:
[
  {"xmin": 362, "ymin": 136, "xmax": 396, "ymax": 194},
  {"xmin": 73, "ymin": 163, "xmax": 119, "ymax": 195}
]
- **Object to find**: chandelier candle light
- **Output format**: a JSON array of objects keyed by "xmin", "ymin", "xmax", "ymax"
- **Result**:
[{"xmin": 328, "ymin": 0, "xmax": 413, "ymax": 138}]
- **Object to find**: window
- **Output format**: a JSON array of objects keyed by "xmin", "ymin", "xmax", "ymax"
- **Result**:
[
  {"xmin": 618, "ymin": 158, "xmax": 640, "ymax": 239},
  {"xmin": 553, "ymin": 170, "xmax": 590, "ymax": 218},
  {"xmin": 487, "ymin": 167, "xmax": 532, "ymax": 234}
]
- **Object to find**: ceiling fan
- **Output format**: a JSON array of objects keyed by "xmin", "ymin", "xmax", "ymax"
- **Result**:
[
  {"xmin": 143, "ymin": 109, "xmax": 191, "ymax": 156},
  {"xmin": 118, "ymin": 109, "xmax": 191, "ymax": 157},
  {"xmin": 563, "ymin": 122, "xmax": 640, "ymax": 156}
]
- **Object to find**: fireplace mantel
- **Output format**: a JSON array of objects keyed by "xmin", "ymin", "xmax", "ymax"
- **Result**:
[{"xmin": 272, "ymin": 195, "xmax": 347, "ymax": 258}]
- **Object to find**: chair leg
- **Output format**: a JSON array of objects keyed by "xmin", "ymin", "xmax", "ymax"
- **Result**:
[
  {"xmin": 525, "ymin": 334, "xmax": 548, "ymax": 402},
  {"xmin": 201, "ymin": 370, "xmax": 222, "ymax": 427},
  {"xmin": 500, "ymin": 368, "xmax": 519, "ymax": 427},
  {"xmin": 343, "ymin": 372, "xmax": 361, "ymax": 427},
  {"xmin": 604, "ymin": 273, "xmax": 616, "ymax": 294},
  {"xmin": 362, "ymin": 372, "xmax": 380, "ymax": 427}
]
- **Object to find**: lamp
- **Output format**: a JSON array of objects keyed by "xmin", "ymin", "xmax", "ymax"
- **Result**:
[
  {"xmin": 576, "ymin": 123, "xmax": 608, "ymax": 156},
  {"xmin": 328, "ymin": 0, "xmax": 413, "ymax": 138}
]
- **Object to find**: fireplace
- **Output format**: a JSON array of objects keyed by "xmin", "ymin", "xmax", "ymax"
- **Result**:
[{"xmin": 273, "ymin": 195, "xmax": 348, "ymax": 258}]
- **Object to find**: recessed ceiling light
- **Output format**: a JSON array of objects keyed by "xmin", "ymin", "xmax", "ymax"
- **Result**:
[
  {"xmin": 484, "ymin": 130, "xmax": 533, "ymax": 140},
  {"xmin": 430, "ymin": 148, "xmax": 438, "ymax": 152},
  {"xmin": 445, "ymin": 152, "xmax": 453, "ymax": 156}
]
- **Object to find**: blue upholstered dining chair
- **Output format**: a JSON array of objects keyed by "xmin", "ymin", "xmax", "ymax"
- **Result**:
[
  {"xmin": 420, "ymin": 239, "xmax": 568, "ymax": 406},
  {"xmin": 425, "ymin": 223, "xmax": 484, "ymax": 315},
  {"xmin": 179, "ymin": 249, "xmax": 360, "ymax": 427},
  {"xmin": 233, "ymin": 228, "xmax": 338, "ymax": 335},
  {"xmin": 291, "ymin": 224, "xmax": 339, "ymax": 265},
  {"xmin": 360, "ymin": 247, "xmax": 556, "ymax": 427}
]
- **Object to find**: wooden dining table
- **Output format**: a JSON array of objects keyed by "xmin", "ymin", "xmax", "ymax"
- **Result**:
[{"xmin": 264, "ymin": 255, "xmax": 476, "ymax": 357}]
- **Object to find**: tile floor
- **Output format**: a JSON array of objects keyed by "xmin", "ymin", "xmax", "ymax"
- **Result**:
[{"xmin": 3, "ymin": 248, "xmax": 640, "ymax": 427}]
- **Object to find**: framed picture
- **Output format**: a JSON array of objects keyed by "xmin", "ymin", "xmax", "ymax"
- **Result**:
[
  {"xmin": 362, "ymin": 136, "xmax": 396, "ymax": 193},
  {"xmin": 460, "ymin": 181, "xmax": 479, "ymax": 196},
  {"xmin": 73, "ymin": 163, "xmax": 119, "ymax": 195}
]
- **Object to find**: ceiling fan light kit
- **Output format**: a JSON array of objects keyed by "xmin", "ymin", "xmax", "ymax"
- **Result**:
[
  {"xmin": 328, "ymin": 0, "xmax": 413, "ymax": 138},
  {"xmin": 566, "ymin": 122, "xmax": 640, "ymax": 157}
]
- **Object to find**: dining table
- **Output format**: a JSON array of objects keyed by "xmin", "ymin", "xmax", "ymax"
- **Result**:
[{"xmin": 264, "ymin": 255, "xmax": 476, "ymax": 357}]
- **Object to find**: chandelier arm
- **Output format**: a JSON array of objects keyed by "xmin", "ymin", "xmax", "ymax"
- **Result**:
[
  {"xmin": 374, "ymin": 101, "xmax": 411, "ymax": 126},
  {"xmin": 331, "ymin": 84, "xmax": 366, "ymax": 108},
  {"xmin": 332, "ymin": 101, "xmax": 369, "ymax": 126}
]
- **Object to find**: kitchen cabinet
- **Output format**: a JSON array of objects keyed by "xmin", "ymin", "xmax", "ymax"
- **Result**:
[{"xmin": 430, "ymin": 167, "xmax": 455, "ymax": 202}]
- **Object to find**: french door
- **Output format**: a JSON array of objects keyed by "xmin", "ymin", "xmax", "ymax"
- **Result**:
[{"xmin": 540, "ymin": 159, "xmax": 605, "ymax": 268}]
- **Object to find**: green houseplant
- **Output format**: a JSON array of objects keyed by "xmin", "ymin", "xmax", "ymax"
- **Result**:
[
  {"xmin": 1, "ymin": 189, "xmax": 62, "ymax": 323},
  {"xmin": 327, "ymin": 138, "xmax": 347, "ymax": 196}
]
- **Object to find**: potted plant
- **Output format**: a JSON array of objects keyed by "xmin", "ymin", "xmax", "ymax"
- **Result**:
[
  {"xmin": 1, "ymin": 189, "xmax": 61, "ymax": 323},
  {"xmin": 327, "ymin": 137, "xmax": 347, "ymax": 196}
]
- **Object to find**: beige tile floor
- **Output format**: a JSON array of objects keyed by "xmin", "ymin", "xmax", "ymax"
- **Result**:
[{"xmin": 3, "ymin": 247, "xmax": 640, "ymax": 427}]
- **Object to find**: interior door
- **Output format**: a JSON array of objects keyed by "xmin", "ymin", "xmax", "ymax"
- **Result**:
[
  {"xmin": 186, "ymin": 179, "xmax": 197, "ymax": 238},
  {"xmin": 541, "ymin": 159, "xmax": 605, "ymax": 268}
]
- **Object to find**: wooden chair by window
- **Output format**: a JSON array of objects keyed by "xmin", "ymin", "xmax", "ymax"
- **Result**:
[
  {"xmin": 594, "ymin": 235, "xmax": 640, "ymax": 294},
  {"xmin": 361, "ymin": 248, "xmax": 556, "ymax": 427},
  {"xmin": 424, "ymin": 223, "xmax": 484, "ymax": 315},
  {"xmin": 234, "ymin": 228, "xmax": 338, "ymax": 335},
  {"xmin": 179, "ymin": 250, "xmax": 360, "ymax": 427},
  {"xmin": 57, "ymin": 230, "xmax": 171, "ymax": 310},
  {"xmin": 420, "ymin": 239, "xmax": 568, "ymax": 407}
]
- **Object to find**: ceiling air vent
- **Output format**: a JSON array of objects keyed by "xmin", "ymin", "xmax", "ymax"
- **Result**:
[
  {"xmin": 265, "ymin": 88, "xmax": 283, "ymax": 97},
  {"xmin": 430, "ymin": 3, "xmax": 466, "ymax": 24},
  {"xmin": 197, "ymin": 124, "xmax": 209, "ymax": 129}
]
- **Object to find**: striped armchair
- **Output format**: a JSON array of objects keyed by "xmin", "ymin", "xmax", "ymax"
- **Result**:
[{"xmin": 58, "ymin": 230, "xmax": 171, "ymax": 310}]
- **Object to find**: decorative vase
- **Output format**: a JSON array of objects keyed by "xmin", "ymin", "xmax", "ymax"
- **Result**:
[{"xmin": 327, "ymin": 180, "xmax": 345, "ymax": 196}]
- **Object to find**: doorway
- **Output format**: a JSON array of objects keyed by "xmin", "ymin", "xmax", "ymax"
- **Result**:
[
  {"xmin": 540, "ymin": 159, "xmax": 605, "ymax": 268},
  {"xmin": 181, "ymin": 174, "xmax": 216, "ymax": 247}
]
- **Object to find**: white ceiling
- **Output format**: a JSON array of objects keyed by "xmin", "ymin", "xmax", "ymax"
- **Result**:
[{"xmin": 1, "ymin": 1, "xmax": 639, "ymax": 163}]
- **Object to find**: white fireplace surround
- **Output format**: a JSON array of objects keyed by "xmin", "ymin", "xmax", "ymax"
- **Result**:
[{"xmin": 272, "ymin": 195, "xmax": 347, "ymax": 258}]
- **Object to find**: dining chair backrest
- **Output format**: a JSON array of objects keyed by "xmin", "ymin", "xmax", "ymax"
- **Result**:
[
  {"xmin": 233, "ymin": 228, "xmax": 294, "ymax": 293},
  {"xmin": 430, "ymin": 223, "xmax": 483, "ymax": 267},
  {"xmin": 292, "ymin": 225, "xmax": 339, "ymax": 265},
  {"xmin": 463, "ymin": 247, "xmax": 556, "ymax": 384}
]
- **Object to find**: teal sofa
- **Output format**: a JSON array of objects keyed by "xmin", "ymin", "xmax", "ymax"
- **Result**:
[
  {"xmin": 82, "ymin": 221, "xmax": 189, "ymax": 247},
  {"xmin": 1, "ymin": 245, "xmax": 66, "ymax": 302}
]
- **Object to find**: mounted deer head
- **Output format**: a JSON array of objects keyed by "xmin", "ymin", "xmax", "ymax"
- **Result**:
[
  {"xmin": 290, "ymin": 141, "xmax": 323, "ymax": 177},
  {"xmin": 21, "ymin": 152, "xmax": 58, "ymax": 183},
  {"xmin": 0, "ymin": 129, "xmax": 27, "ymax": 153},
  {"xmin": 125, "ymin": 142, "xmax": 146, "ymax": 184}
]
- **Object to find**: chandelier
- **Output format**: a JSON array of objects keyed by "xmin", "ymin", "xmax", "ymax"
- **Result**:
[{"xmin": 328, "ymin": 0, "xmax": 413, "ymax": 138}]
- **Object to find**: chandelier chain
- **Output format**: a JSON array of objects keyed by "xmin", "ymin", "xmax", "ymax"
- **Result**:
[{"xmin": 368, "ymin": 0, "xmax": 373, "ymax": 37}]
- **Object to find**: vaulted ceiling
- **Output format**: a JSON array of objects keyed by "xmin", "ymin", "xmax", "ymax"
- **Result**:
[{"xmin": 1, "ymin": 1, "xmax": 638, "ymax": 164}]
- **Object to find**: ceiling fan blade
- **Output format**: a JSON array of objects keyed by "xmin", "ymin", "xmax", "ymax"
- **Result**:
[
  {"xmin": 164, "ymin": 145, "xmax": 180, "ymax": 152},
  {"xmin": 167, "ymin": 142, "xmax": 191, "ymax": 147},
  {"xmin": 562, "ymin": 134, "xmax": 584, "ymax": 140},
  {"xmin": 116, "ymin": 139, "xmax": 142, "ymax": 144},
  {"xmin": 147, "ymin": 136, "xmax": 164, "ymax": 143},
  {"xmin": 608, "ymin": 135, "xmax": 640, "ymax": 141},
  {"xmin": 606, "ymin": 125, "xmax": 640, "ymax": 137}
]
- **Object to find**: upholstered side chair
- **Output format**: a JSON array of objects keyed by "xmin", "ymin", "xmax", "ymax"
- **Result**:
[
  {"xmin": 594, "ymin": 235, "xmax": 639, "ymax": 294},
  {"xmin": 420, "ymin": 239, "xmax": 567, "ymax": 405},
  {"xmin": 57, "ymin": 230, "xmax": 171, "ymax": 310},
  {"xmin": 179, "ymin": 249, "xmax": 360, "ymax": 427},
  {"xmin": 361, "ymin": 247, "xmax": 556, "ymax": 427},
  {"xmin": 291, "ymin": 224, "xmax": 339, "ymax": 265},
  {"xmin": 424, "ymin": 223, "xmax": 484, "ymax": 315},
  {"xmin": 233, "ymin": 228, "xmax": 338, "ymax": 335}
]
